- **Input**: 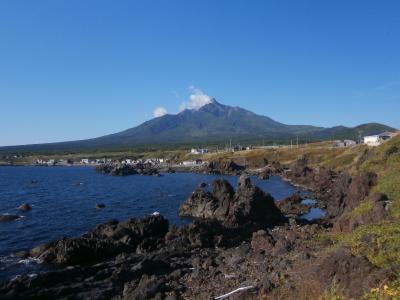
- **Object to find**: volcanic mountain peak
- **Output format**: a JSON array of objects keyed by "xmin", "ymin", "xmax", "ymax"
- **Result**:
[{"xmin": 0, "ymin": 99, "xmax": 396, "ymax": 153}]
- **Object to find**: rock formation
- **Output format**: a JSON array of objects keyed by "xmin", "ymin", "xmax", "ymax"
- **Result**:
[{"xmin": 179, "ymin": 175, "xmax": 285, "ymax": 230}]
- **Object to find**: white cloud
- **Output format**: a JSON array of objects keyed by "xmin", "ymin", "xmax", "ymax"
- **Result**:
[
  {"xmin": 153, "ymin": 106, "xmax": 167, "ymax": 118},
  {"xmin": 179, "ymin": 87, "xmax": 213, "ymax": 111}
]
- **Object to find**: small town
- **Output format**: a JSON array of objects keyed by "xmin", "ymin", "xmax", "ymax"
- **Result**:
[{"xmin": 1, "ymin": 131, "xmax": 398, "ymax": 168}]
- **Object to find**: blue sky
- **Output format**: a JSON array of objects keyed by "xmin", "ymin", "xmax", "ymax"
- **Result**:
[{"xmin": 1, "ymin": 0, "xmax": 399, "ymax": 146}]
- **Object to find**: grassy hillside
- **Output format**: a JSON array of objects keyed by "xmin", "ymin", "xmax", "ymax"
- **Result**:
[
  {"xmin": 319, "ymin": 136, "xmax": 400, "ymax": 299},
  {"xmin": 205, "ymin": 136, "xmax": 400, "ymax": 299}
]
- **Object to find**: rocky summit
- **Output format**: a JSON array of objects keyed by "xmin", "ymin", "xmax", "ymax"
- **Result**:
[{"xmin": 0, "ymin": 100, "xmax": 395, "ymax": 154}]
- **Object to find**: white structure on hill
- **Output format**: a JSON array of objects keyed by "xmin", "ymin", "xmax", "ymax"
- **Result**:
[
  {"xmin": 363, "ymin": 132, "xmax": 396, "ymax": 146},
  {"xmin": 334, "ymin": 140, "xmax": 357, "ymax": 147},
  {"xmin": 190, "ymin": 148, "xmax": 209, "ymax": 154},
  {"xmin": 182, "ymin": 159, "xmax": 205, "ymax": 166}
]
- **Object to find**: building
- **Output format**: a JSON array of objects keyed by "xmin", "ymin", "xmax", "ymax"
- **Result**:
[
  {"xmin": 190, "ymin": 148, "xmax": 209, "ymax": 155},
  {"xmin": 363, "ymin": 132, "xmax": 396, "ymax": 146},
  {"xmin": 379, "ymin": 132, "xmax": 396, "ymax": 141},
  {"xmin": 363, "ymin": 135, "xmax": 381, "ymax": 146},
  {"xmin": 333, "ymin": 140, "xmax": 357, "ymax": 148},
  {"xmin": 344, "ymin": 140, "xmax": 356, "ymax": 146},
  {"xmin": 182, "ymin": 159, "xmax": 205, "ymax": 166}
]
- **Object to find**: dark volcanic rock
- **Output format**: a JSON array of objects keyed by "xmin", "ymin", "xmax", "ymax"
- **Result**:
[
  {"xmin": 324, "ymin": 172, "xmax": 377, "ymax": 219},
  {"xmin": 30, "ymin": 215, "xmax": 169, "ymax": 265},
  {"xmin": 180, "ymin": 175, "xmax": 285, "ymax": 230},
  {"xmin": 96, "ymin": 164, "xmax": 139, "ymax": 176},
  {"xmin": 251, "ymin": 230, "xmax": 275, "ymax": 253},
  {"xmin": 227, "ymin": 175, "xmax": 285, "ymax": 228},
  {"xmin": 96, "ymin": 163, "xmax": 159, "ymax": 176},
  {"xmin": 18, "ymin": 203, "xmax": 32, "ymax": 212},
  {"xmin": 170, "ymin": 219, "xmax": 238, "ymax": 248},
  {"xmin": 179, "ymin": 188, "xmax": 218, "ymax": 219},
  {"xmin": 312, "ymin": 248, "xmax": 393, "ymax": 299},
  {"xmin": 276, "ymin": 193, "xmax": 310, "ymax": 217},
  {"xmin": 286, "ymin": 158, "xmax": 335, "ymax": 192},
  {"xmin": 334, "ymin": 192, "xmax": 391, "ymax": 232},
  {"xmin": 0, "ymin": 214, "xmax": 20, "ymax": 223},
  {"xmin": 207, "ymin": 159, "xmax": 245, "ymax": 175}
]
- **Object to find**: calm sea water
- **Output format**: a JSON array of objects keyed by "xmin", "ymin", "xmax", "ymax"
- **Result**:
[{"xmin": 0, "ymin": 166, "xmax": 317, "ymax": 281}]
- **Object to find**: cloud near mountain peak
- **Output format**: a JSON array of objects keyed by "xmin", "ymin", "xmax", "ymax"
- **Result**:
[
  {"xmin": 153, "ymin": 106, "xmax": 167, "ymax": 118},
  {"xmin": 179, "ymin": 87, "xmax": 212, "ymax": 111}
]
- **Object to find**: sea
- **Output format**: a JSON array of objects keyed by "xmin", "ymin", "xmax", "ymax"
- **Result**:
[{"xmin": 0, "ymin": 166, "xmax": 324, "ymax": 282}]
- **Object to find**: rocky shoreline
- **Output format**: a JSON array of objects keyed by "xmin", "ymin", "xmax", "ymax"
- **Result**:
[{"xmin": 0, "ymin": 158, "xmax": 395, "ymax": 299}]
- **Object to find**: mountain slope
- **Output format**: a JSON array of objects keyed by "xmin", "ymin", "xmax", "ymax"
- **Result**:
[
  {"xmin": 0, "ymin": 100, "xmax": 396, "ymax": 153},
  {"xmin": 100, "ymin": 100, "xmax": 321, "ymax": 144}
]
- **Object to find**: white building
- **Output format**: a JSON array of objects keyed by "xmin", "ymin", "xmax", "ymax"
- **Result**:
[
  {"xmin": 363, "ymin": 135, "xmax": 383, "ymax": 146},
  {"xmin": 190, "ymin": 148, "xmax": 209, "ymax": 155},
  {"xmin": 182, "ymin": 159, "xmax": 204, "ymax": 166},
  {"xmin": 81, "ymin": 159, "xmax": 89, "ymax": 164},
  {"xmin": 363, "ymin": 132, "xmax": 396, "ymax": 146}
]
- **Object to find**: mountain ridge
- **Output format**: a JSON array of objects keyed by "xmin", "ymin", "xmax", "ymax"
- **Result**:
[{"xmin": 0, "ymin": 100, "xmax": 396, "ymax": 153}]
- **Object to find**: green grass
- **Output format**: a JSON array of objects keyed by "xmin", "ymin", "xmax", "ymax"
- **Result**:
[
  {"xmin": 314, "ymin": 135, "xmax": 400, "ymax": 293},
  {"xmin": 349, "ymin": 199, "xmax": 374, "ymax": 218}
]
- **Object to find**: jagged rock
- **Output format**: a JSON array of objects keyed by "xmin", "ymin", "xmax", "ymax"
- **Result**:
[
  {"xmin": 30, "ymin": 215, "xmax": 169, "ymax": 265},
  {"xmin": 276, "ymin": 193, "xmax": 309, "ymax": 216},
  {"xmin": 334, "ymin": 192, "xmax": 390, "ymax": 232},
  {"xmin": 325, "ymin": 172, "xmax": 377, "ymax": 219},
  {"xmin": 207, "ymin": 159, "xmax": 245, "ymax": 175},
  {"xmin": 165, "ymin": 219, "xmax": 227, "ymax": 249},
  {"xmin": 180, "ymin": 175, "xmax": 285, "ymax": 230}
]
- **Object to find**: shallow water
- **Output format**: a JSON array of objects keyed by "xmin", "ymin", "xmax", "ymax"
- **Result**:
[
  {"xmin": 301, "ymin": 207, "xmax": 326, "ymax": 221},
  {"xmin": 0, "ymin": 166, "xmax": 308, "ymax": 281}
]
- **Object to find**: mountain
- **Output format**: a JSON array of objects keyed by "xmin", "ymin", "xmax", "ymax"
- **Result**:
[{"xmin": 0, "ymin": 99, "xmax": 396, "ymax": 153}]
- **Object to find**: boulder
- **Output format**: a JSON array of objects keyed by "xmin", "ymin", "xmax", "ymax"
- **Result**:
[
  {"xmin": 18, "ymin": 203, "xmax": 32, "ymax": 212},
  {"xmin": 251, "ymin": 230, "xmax": 275, "ymax": 253},
  {"xmin": 325, "ymin": 172, "xmax": 377, "ymax": 219},
  {"xmin": 333, "ymin": 192, "xmax": 391, "ymax": 232},
  {"xmin": 276, "ymin": 193, "xmax": 310, "ymax": 216},
  {"xmin": 0, "ymin": 214, "xmax": 20, "ymax": 222}
]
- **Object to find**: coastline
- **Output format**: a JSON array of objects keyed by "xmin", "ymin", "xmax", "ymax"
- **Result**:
[{"xmin": 0, "ymin": 145, "xmax": 397, "ymax": 299}]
